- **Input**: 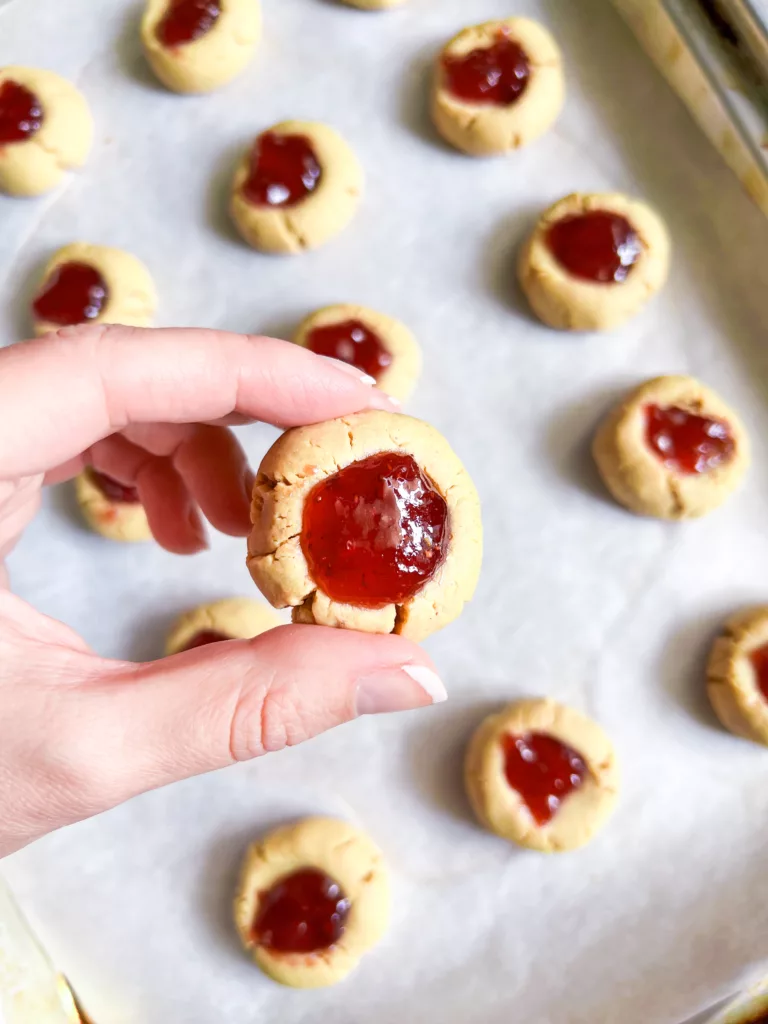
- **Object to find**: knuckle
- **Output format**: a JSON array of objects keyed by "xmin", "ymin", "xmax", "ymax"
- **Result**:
[{"xmin": 229, "ymin": 683, "xmax": 300, "ymax": 761}]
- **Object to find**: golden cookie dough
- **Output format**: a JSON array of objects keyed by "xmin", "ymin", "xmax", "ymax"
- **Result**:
[
  {"xmin": 518, "ymin": 192, "xmax": 671, "ymax": 331},
  {"xmin": 141, "ymin": 0, "xmax": 261, "ymax": 94},
  {"xmin": 293, "ymin": 304, "xmax": 421, "ymax": 403},
  {"xmin": 229, "ymin": 120, "xmax": 363, "ymax": 254},
  {"xmin": 431, "ymin": 18, "xmax": 564, "ymax": 157},
  {"xmin": 75, "ymin": 469, "xmax": 152, "ymax": 543},
  {"xmin": 234, "ymin": 817, "xmax": 390, "ymax": 988},
  {"xmin": 593, "ymin": 375, "xmax": 749, "ymax": 520},
  {"xmin": 707, "ymin": 608, "xmax": 768, "ymax": 746},
  {"xmin": 246, "ymin": 410, "xmax": 482, "ymax": 641},
  {"xmin": 32, "ymin": 243, "xmax": 157, "ymax": 336},
  {"xmin": 465, "ymin": 699, "xmax": 620, "ymax": 853},
  {"xmin": 0, "ymin": 66, "xmax": 93, "ymax": 197},
  {"xmin": 166, "ymin": 597, "xmax": 280, "ymax": 654}
]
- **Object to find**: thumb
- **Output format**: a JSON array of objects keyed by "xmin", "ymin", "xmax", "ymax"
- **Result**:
[{"xmin": 83, "ymin": 624, "xmax": 446, "ymax": 803}]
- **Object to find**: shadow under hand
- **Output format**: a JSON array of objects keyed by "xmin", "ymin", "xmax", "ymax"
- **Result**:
[
  {"xmin": 400, "ymin": 42, "xmax": 454, "ymax": 153},
  {"xmin": 114, "ymin": 2, "xmax": 165, "ymax": 92},
  {"xmin": 12, "ymin": 250, "xmax": 49, "ymax": 343},
  {"xmin": 406, "ymin": 696, "xmax": 508, "ymax": 826},
  {"xmin": 656, "ymin": 607, "xmax": 739, "ymax": 733},
  {"xmin": 198, "ymin": 816, "xmax": 304, "ymax": 959},
  {"xmin": 482, "ymin": 205, "xmax": 544, "ymax": 320},
  {"xmin": 544, "ymin": 382, "xmax": 630, "ymax": 506},
  {"xmin": 205, "ymin": 140, "xmax": 252, "ymax": 246}
]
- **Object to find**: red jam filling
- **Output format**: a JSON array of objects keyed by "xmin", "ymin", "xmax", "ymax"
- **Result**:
[
  {"xmin": 306, "ymin": 319, "xmax": 392, "ymax": 380},
  {"xmin": 181, "ymin": 629, "xmax": 230, "ymax": 652},
  {"xmin": 242, "ymin": 132, "xmax": 322, "ymax": 208},
  {"xmin": 750, "ymin": 644, "xmax": 768, "ymax": 703},
  {"xmin": 89, "ymin": 470, "xmax": 140, "ymax": 505},
  {"xmin": 502, "ymin": 732, "xmax": 588, "ymax": 826},
  {"xmin": 32, "ymin": 262, "xmax": 108, "ymax": 327},
  {"xmin": 442, "ymin": 29, "xmax": 530, "ymax": 106},
  {"xmin": 301, "ymin": 452, "xmax": 448, "ymax": 608},
  {"xmin": 645, "ymin": 404, "xmax": 734, "ymax": 475},
  {"xmin": 157, "ymin": 0, "xmax": 221, "ymax": 47},
  {"xmin": 253, "ymin": 868, "xmax": 349, "ymax": 954},
  {"xmin": 0, "ymin": 80, "xmax": 43, "ymax": 145},
  {"xmin": 546, "ymin": 211, "xmax": 642, "ymax": 284}
]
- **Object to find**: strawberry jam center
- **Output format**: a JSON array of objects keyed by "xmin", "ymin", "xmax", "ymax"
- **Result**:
[
  {"xmin": 750, "ymin": 644, "xmax": 768, "ymax": 702},
  {"xmin": 181, "ymin": 629, "xmax": 230, "ymax": 651},
  {"xmin": 645, "ymin": 404, "xmax": 734, "ymax": 475},
  {"xmin": 253, "ymin": 868, "xmax": 349, "ymax": 954},
  {"xmin": 442, "ymin": 29, "xmax": 530, "ymax": 106},
  {"xmin": 546, "ymin": 211, "xmax": 642, "ymax": 284},
  {"xmin": 242, "ymin": 132, "xmax": 322, "ymax": 208},
  {"xmin": 306, "ymin": 319, "xmax": 392, "ymax": 380},
  {"xmin": 502, "ymin": 732, "xmax": 587, "ymax": 826},
  {"xmin": 0, "ymin": 80, "xmax": 43, "ymax": 145},
  {"xmin": 301, "ymin": 452, "xmax": 448, "ymax": 608},
  {"xmin": 90, "ymin": 470, "xmax": 140, "ymax": 505},
  {"xmin": 32, "ymin": 262, "xmax": 108, "ymax": 327},
  {"xmin": 157, "ymin": 0, "xmax": 221, "ymax": 47}
]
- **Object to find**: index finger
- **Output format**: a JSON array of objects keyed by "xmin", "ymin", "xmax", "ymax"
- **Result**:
[{"xmin": 0, "ymin": 324, "xmax": 398, "ymax": 478}]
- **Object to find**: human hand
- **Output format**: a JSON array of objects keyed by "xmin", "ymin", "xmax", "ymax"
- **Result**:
[{"xmin": 0, "ymin": 324, "xmax": 445, "ymax": 856}]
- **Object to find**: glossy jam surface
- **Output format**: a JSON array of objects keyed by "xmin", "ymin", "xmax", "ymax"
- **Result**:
[
  {"xmin": 442, "ymin": 30, "xmax": 530, "ymax": 106},
  {"xmin": 32, "ymin": 262, "xmax": 108, "ymax": 327},
  {"xmin": 253, "ymin": 868, "xmax": 349, "ymax": 954},
  {"xmin": 157, "ymin": 0, "xmax": 221, "ymax": 47},
  {"xmin": 546, "ymin": 211, "xmax": 642, "ymax": 284},
  {"xmin": 0, "ymin": 80, "xmax": 43, "ymax": 145},
  {"xmin": 645, "ymin": 404, "xmax": 734, "ymax": 475},
  {"xmin": 502, "ymin": 732, "xmax": 587, "ymax": 826},
  {"xmin": 242, "ymin": 132, "xmax": 321, "ymax": 208},
  {"xmin": 181, "ymin": 629, "xmax": 230, "ymax": 652},
  {"xmin": 306, "ymin": 319, "xmax": 392, "ymax": 380},
  {"xmin": 750, "ymin": 644, "xmax": 768, "ymax": 703},
  {"xmin": 90, "ymin": 470, "xmax": 140, "ymax": 505},
  {"xmin": 301, "ymin": 452, "xmax": 448, "ymax": 608}
]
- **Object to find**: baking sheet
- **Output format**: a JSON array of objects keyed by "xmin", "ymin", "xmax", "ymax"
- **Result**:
[{"xmin": 3, "ymin": 1, "xmax": 768, "ymax": 1021}]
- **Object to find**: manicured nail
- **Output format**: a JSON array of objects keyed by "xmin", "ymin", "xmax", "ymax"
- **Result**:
[
  {"xmin": 188, "ymin": 509, "xmax": 209, "ymax": 550},
  {"xmin": 355, "ymin": 664, "xmax": 447, "ymax": 716},
  {"xmin": 242, "ymin": 468, "xmax": 256, "ymax": 504},
  {"xmin": 322, "ymin": 355, "xmax": 376, "ymax": 385},
  {"xmin": 366, "ymin": 390, "xmax": 401, "ymax": 412}
]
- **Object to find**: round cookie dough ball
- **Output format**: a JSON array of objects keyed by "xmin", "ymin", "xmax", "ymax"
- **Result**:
[
  {"xmin": 247, "ymin": 410, "xmax": 482, "ymax": 641},
  {"xmin": 31, "ymin": 243, "xmax": 157, "ymax": 336},
  {"xmin": 518, "ymin": 192, "xmax": 670, "ymax": 331},
  {"xmin": 293, "ymin": 304, "xmax": 421, "ymax": 403},
  {"xmin": 465, "ymin": 699, "xmax": 619, "ymax": 853},
  {"xmin": 0, "ymin": 66, "xmax": 93, "ymax": 197},
  {"xmin": 234, "ymin": 817, "xmax": 390, "ymax": 988},
  {"xmin": 141, "ymin": 0, "xmax": 261, "ymax": 94},
  {"xmin": 229, "ymin": 121, "xmax": 363, "ymax": 254},
  {"xmin": 593, "ymin": 375, "xmax": 749, "ymax": 520},
  {"xmin": 166, "ymin": 597, "xmax": 281, "ymax": 654},
  {"xmin": 431, "ymin": 18, "xmax": 564, "ymax": 157},
  {"xmin": 75, "ymin": 469, "xmax": 152, "ymax": 543},
  {"xmin": 707, "ymin": 608, "xmax": 768, "ymax": 746}
]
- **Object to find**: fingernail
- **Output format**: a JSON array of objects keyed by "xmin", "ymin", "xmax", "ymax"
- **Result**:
[
  {"xmin": 188, "ymin": 509, "xmax": 209, "ymax": 550},
  {"xmin": 243, "ymin": 468, "xmax": 256, "ymax": 504},
  {"xmin": 355, "ymin": 664, "xmax": 447, "ymax": 716},
  {"xmin": 367, "ymin": 389, "xmax": 401, "ymax": 411},
  {"xmin": 321, "ymin": 355, "xmax": 376, "ymax": 386}
]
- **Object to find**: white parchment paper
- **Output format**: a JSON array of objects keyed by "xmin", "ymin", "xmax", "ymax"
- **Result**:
[{"xmin": 3, "ymin": 1, "xmax": 768, "ymax": 1021}]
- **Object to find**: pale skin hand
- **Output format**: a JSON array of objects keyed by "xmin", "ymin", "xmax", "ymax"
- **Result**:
[{"xmin": 0, "ymin": 324, "xmax": 446, "ymax": 858}]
